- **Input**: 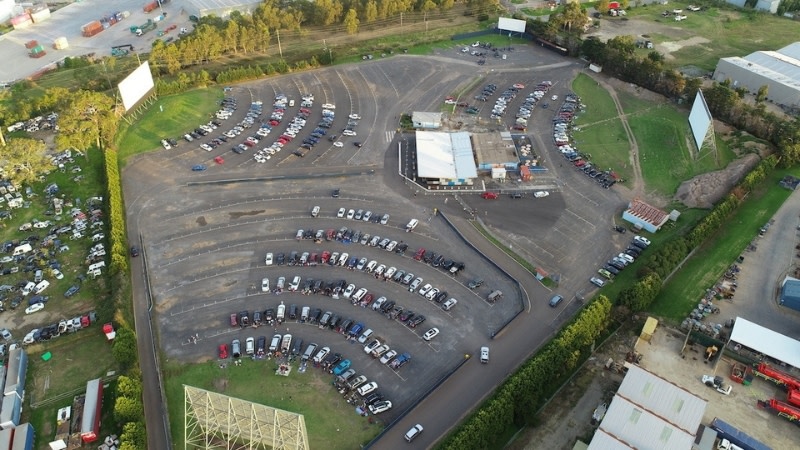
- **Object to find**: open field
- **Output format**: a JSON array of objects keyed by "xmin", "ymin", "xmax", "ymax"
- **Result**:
[
  {"xmin": 164, "ymin": 360, "xmax": 382, "ymax": 450},
  {"xmin": 25, "ymin": 332, "xmax": 118, "ymax": 446},
  {"xmin": 624, "ymin": 3, "xmax": 800, "ymax": 70},
  {"xmin": 571, "ymin": 73, "xmax": 634, "ymax": 183},
  {"xmin": 651, "ymin": 168, "xmax": 799, "ymax": 320},
  {"xmin": 115, "ymin": 89, "xmax": 223, "ymax": 161}
]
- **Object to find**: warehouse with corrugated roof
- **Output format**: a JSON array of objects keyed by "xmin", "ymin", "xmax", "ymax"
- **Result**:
[{"xmin": 713, "ymin": 42, "xmax": 800, "ymax": 108}]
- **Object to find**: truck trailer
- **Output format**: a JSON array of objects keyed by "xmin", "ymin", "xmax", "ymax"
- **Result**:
[{"xmin": 709, "ymin": 418, "xmax": 772, "ymax": 450}]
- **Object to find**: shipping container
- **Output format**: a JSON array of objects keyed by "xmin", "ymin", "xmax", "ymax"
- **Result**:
[
  {"xmin": 30, "ymin": 7, "xmax": 51, "ymax": 23},
  {"xmin": 10, "ymin": 423, "xmax": 34, "ymax": 450},
  {"xmin": 80, "ymin": 379, "xmax": 103, "ymax": 443},
  {"xmin": 10, "ymin": 14, "xmax": 32, "ymax": 30},
  {"xmin": 709, "ymin": 418, "xmax": 772, "ymax": 450},
  {"xmin": 82, "ymin": 20, "xmax": 103, "ymax": 37},
  {"xmin": 24, "ymin": 40, "xmax": 38, "ymax": 49},
  {"xmin": 53, "ymin": 37, "xmax": 69, "ymax": 50},
  {"xmin": 143, "ymin": 1, "xmax": 158, "ymax": 12}
]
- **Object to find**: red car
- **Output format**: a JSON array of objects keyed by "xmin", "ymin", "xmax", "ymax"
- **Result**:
[
  {"xmin": 414, "ymin": 248, "xmax": 426, "ymax": 261},
  {"xmin": 481, "ymin": 192, "xmax": 498, "ymax": 200},
  {"xmin": 321, "ymin": 251, "xmax": 331, "ymax": 264},
  {"xmin": 214, "ymin": 156, "xmax": 224, "ymax": 164},
  {"xmin": 230, "ymin": 313, "xmax": 238, "ymax": 327},
  {"xmin": 218, "ymin": 344, "xmax": 229, "ymax": 359}
]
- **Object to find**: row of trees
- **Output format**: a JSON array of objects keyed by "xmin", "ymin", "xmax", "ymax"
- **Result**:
[
  {"xmin": 114, "ymin": 375, "xmax": 147, "ymax": 450},
  {"xmin": 441, "ymin": 296, "xmax": 612, "ymax": 449}
]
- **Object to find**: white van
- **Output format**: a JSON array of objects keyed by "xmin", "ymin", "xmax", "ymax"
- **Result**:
[
  {"xmin": 88, "ymin": 261, "xmax": 105, "ymax": 272},
  {"xmin": 12, "ymin": 244, "xmax": 32, "ymax": 256},
  {"xmin": 300, "ymin": 306, "xmax": 310, "ymax": 322},
  {"xmin": 269, "ymin": 334, "xmax": 282, "ymax": 352},
  {"xmin": 245, "ymin": 337, "xmax": 255, "ymax": 355},
  {"xmin": 276, "ymin": 303, "xmax": 286, "ymax": 322},
  {"xmin": 302, "ymin": 343, "xmax": 318, "ymax": 361},
  {"xmin": 406, "ymin": 219, "xmax": 419, "ymax": 232}
]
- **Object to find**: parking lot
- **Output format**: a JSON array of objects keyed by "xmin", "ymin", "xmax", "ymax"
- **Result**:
[{"xmin": 124, "ymin": 48, "xmax": 632, "ymax": 443}]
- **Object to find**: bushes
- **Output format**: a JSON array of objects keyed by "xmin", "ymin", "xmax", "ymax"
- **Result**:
[
  {"xmin": 104, "ymin": 148, "xmax": 128, "ymax": 275},
  {"xmin": 114, "ymin": 375, "xmax": 146, "ymax": 450}
]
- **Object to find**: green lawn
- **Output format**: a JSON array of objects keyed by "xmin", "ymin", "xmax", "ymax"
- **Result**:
[
  {"xmin": 624, "ymin": 3, "xmax": 800, "ymax": 70},
  {"xmin": 25, "ymin": 332, "xmax": 119, "ymax": 448},
  {"xmin": 650, "ymin": 168, "xmax": 800, "ymax": 320},
  {"xmin": 164, "ymin": 360, "xmax": 381, "ymax": 450},
  {"xmin": 115, "ymin": 89, "xmax": 223, "ymax": 161},
  {"xmin": 571, "ymin": 74, "xmax": 633, "ymax": 182}
]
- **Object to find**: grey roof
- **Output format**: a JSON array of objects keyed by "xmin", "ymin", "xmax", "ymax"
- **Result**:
[
  {"xmin": 415, "ymin": 131, "xmax": 477, "ymax": 180},
  {"xmin": 185, "ymin": 0, "xmax": 262, "ymax": 14},
  {"xmin": 412, "ymin": 112, "xmax": 442, "ymax": 126},
  {"xmin": 81, "ymin": 378, "xmax": 102, "ymax": 435},
  {"xmin": 589, "ymin": 365, "xmax": 707, "ymax": 450},
  {"xmin": 719, "ymin": 42, "xmax": 800, "ymax": 92},
  {"xmin": 3, "ymin": 348, "xmax": 26, "ymax": 398},
  {"xmin": 782, "ymin": 279, "xmax": 800, "ymax": 302}
]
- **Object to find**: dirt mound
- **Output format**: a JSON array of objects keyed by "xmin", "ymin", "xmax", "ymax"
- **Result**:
[{"xmin": 674, "ymin": 154, "xmax": 760, "ymax": 208}]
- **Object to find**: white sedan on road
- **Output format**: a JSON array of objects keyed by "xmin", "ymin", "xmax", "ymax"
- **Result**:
[
  {"xmin": 333, "ymin": 141, "xmax": 344, "ymax": 148},
  {"xmin": 322, "ymin": 103, "xmax": 336, "ymax": 109}
]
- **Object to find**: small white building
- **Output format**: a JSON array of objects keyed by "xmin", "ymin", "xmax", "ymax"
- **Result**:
[
  {"xmin": 182, "ymin": 0, "xmax": 263, "ymax": 18},
  {"xmin": 412, "ymin": 112, "xmax": 442, "ymax": 129},
  {"xmin": 415, "ymin": 131, "xmax": 477, "ymax": 186}
]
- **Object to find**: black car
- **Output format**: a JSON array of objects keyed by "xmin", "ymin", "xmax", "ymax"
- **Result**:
[
  {"xmin": 408, "ymin": 315, "xmax": 426, "ymax": 328},
  {"xmin": 432, "ymin": 254, "xmax": 445, "ymax": 267},
  {"xmin": 332, "ymin": 189, "xmax": 340, "ymax": 198},
  {"xmin": 614, "ymin": 225, "xmax": 626, "ymax": 234},
  {"xmin": 603, "ymin": 265, "xmax": 620, "ymax": 275},
  {"xmin": 353, "ymin": 142, "xmax": 363, "ymax": 147},
  {"xmin": 441, "ymin": 259, "xmax": 454, "ymax": 270},
  {"xmin": 434, "ymin": 291, "xmax": 448, "ymax": 303},
  {"xmin": 468, "ymin": 278, "xmax": 484, "ymax": 289},
  {"xmin": 309, "ymin": 308, "xmax": 322, "ymax": 323},
  {"xmin": 608, "ymin": 261, "xmax": 625, "ymax": 271},
  {"xmin": 395, "ymin": 243, "xmax": 408, "ymax": 255},
  {"xmin": 632, "ymin": 240, "xmax": 648, "ymax": 250},
  {"xmin": 64, "ymin": 285, "xmax": 80, "ymax": 298},
  {"xmin": 276, "ymin": 253, "xmax": 286, "ymax": 265},
  {"xmin": 364, "ymin": 392, "xmax": 384, "ymax": 405},
  {"xmin": 381, "ymin": 300, "xmax": 396, "ymax": 312},
  {"xmin": 399, "ymin": 311, "xmax": 415, "ymax": 323}
]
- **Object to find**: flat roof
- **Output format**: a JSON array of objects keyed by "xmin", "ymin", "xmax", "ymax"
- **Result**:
[
  {"xmin": 730, "ymin": 317, "xmax": 800, "ymax": 369},
  {"xmin": 185, "ymin": 0, "xmax": 262, "ymax": 13},
  {"xmin": 415, "ymin": 131, "xmax": 477, "ymax": 180},
  {"xmin": 473, "ymin": 132, "xmax": 518, "ymax": 165}
]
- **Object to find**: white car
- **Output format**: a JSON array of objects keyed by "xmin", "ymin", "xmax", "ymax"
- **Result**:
[
  {"xmin": 634, "ymin": 235, "xmax": 651, "ymax": 246},
  {"xmin": 337, "ymin": 208, "xmax": 346, "ymax": 218},
  {"xmin": 51, "ymin": 268, "xmax": 64, "ymax": 280},
  {"xmin": 363, "ymin": 339, "xmax": 381, "ymax": 354},
  {"xmin": 380, "ymin": 214, "xmax": 390, "ymax": 225},
  {"xmin": 358, "ymin": 329, "xmax": 373, "ymax": 344},
  {"xmin": 551, "ymin": 95, "xmax": 558, "ymax": 101},
  {"xmin": 357, "ymin": 381, "xmax": 378, "ymax": 396},
  {"xmin": 313, "ymin": 346, "xmax": 331, "ymax": 363},
  {"xmin": 425, "ymin": 288, "xmax": 440, "ymax": 301},
  {"xmin": 357, "ymin": 258, "xmax": 368, "ymax": 270},
  {"xmin": 380, "ymin": 349, "xmax": 397, "ymax": 364},
  {"xmin": 342, "ymin": 130, "xmax": 357, "ymax": 136},
  {"xmin": 384, "ymin": 267, "xmax": 397, "ymax": 279},
  {"xmin": 333, "ymin": 141, "xmax": 344, "ymax": 148},
  {"xmin": 590, "ymin": 277, "xmax": 606, "ymax": 287},
  {"xmin": 23, "ymin": 329, "xmax": 39, "ymax": 345},
  {"xmin": 480, "ymin": 346, "xmax": 490, "ymax": 363},
  {"xmin": 322, "ymin": 103, "xmax": 336, "ymax": 109},
  {"xmin": 422, "ymin": 327, "xmax": 440, "ymax": 341},
  {"xmin": 261, "ymin": 277, "xmax": 270, "ymax": 292},
  {"xmin": 343, "ymin": 284, "xmax": 356, "ymax": 299},
  {"xmin": 374, "ymin": 264, "xmax": 386, "ymax": 276},
  {"xmin": 405, "ymin": 424, "xmax": 424, "ymax": 442},
  {"xmin": 349, "ymin": 114, "xmax": 361, "ymax": 120},
  {"xmin": 25, "ymin": 302, "xmax": 45, "ymax": 315},
  {"xmin": 265, "ymin": 253, "xmax": 273, "ymax": 265},
  {"xmin": 346, "ymin": 209, "xmax": 355, "ymax": 219},
  {"xmin": 409, "ymin": 277, "xmax": 423, "ymax": 292},
  {"xmin": 369, "ymin": 401, "xmax": 392, "ymax": 414},
  {"xmin": 289, "ymin": 276, "xmax": 301, "ymax": 291},
  {"xmin": 418, "ymin": 283, "xmax": 433, "ymax": 297},
  {"xmin": 534, "ymin": 191, "xmax": 550, "ymax": 198}
]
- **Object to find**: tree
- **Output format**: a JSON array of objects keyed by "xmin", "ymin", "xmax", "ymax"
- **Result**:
[
  {"xmin": 756, "ymin": 85, "xmax": 769, "ymax": 104},
  {"xmin": 597, "ymin": 0, "xmax": 611, "ymax": 13},
  {"xmin": 117, "ymin": 375, "xmax": 143, "ymax": 400},
  {"xmin": 344, "ymin": 8, "xmax": 360, "ymax": 34},
  {"xmin": 364, "ymin": 0, "xmax": 378, "ymax": 22},
  {"xmin": 120, "ymin": 421, "xmax": 147, "ymax": 450},
  {"xmin": 1, "ymin": 138, "xmax": 50, "ymax": 186},
  {"xmin": 114, "ymin": 396, "xmax": 143, "ymax": 423},
  {"xmin": 112, "ymin": 327, "xmax": 138, "ymax": 368},
  {"xmin": 55, "ymin": 90, "xmax": 118, "ymax": 152}
]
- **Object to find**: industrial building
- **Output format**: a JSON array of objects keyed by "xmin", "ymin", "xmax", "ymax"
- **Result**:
[
  {"xmin": 780, "ymin": 277, "xmax": 800, "ymax": 312},
  {"xmin": 621, "ymin": 199, "xmax": 671, "ymax": 233},
  {"xmin": 81, "ymin": 378, "xmax": 104, "ymax": 444},
  {"xmin": 713, "ymin": 42, "xmax": 800, "ymax": 108},
  {"xmin": 3, "ymin": 348, "xmax": 27, "ymax": 400},
  {"xmin": 411, "ymin": 112, "xmax": 442, "ymax": 130},
  {"xmin": 726, "ymin": 0, "xmax": 780, "ymax": 13},
  {"xmin": 588, "ymin": 365, "xmax": 708, "ymax": 450},
  {"xmin": 414, "ymin": 131, "xmax": 477, "ymax": 186},
  {"xmin": 182, "ymin": 0, "xmax": 263, "ymax": 18}
]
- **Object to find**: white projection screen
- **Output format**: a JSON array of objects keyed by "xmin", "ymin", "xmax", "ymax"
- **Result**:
[
  {"xmin": 498, "ymin": 17, "xmax": 526, "ymax": 34},
  {"xmin": 118, "ymin": 61, "xmax": 155, "ymax": 112},
  {"xmin": 688, "ymin": 90, "xmax": 713, "ymax": 151}
]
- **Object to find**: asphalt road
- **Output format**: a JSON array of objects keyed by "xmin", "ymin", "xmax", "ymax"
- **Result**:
[{"xmin": 123, "ymin": 50, "xmax": 629, "ymax": 449}]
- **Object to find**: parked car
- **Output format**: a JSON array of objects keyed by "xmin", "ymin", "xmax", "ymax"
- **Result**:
[
  {"xmin": 480, "ymin": 346, "xmax": 490, "ymax": 363},
  {"xmin": 422, "ymin": 327, "xmax": 440, "ymax": 341},
  {"xmin": 404, "ymin": 424, "xmax": 424, "ymax": 442}
]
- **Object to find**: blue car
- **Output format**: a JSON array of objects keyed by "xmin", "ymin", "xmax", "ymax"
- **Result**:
[
  {"xmin": 333, "ymin": 359, "xmax": 352, "ymax": 375},
  {"xmin": 192, "ymin": 164, "xmax": 207, "ymax": 171}
]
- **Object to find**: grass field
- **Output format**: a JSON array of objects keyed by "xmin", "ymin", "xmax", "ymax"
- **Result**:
[
  {"xmin": 25, "ymin": 332, "xmax": 119, "ymax": 447},
  {"xmin": 164, "ymin": 359, "xmax": 381, "ymax": 450},
  {"xmin": 624, "ymin": 3, "xmax": 800, "ymax": 70},
  {"xmin": 650, "ymin": 168, "xmax": 800, "ymax": 320},
  {"xmin": 571, "ymin": 74, "xmax": 633, "ymax": 183},
  {"xmin": 115, "ymin": 89, "xmax": 223, "ymax": 162}
]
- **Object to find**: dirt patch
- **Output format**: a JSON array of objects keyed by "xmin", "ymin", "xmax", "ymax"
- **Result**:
[
  {"xmin": 674, "ymin": 153, "xmax": 761, "ymax": 208},
  {"xmin": 213, "ymin": 377, "xmax": 229, "ymax": 392},
  {"xmin": 229, "ymin": 210, "xmax": 266, "ymax": 219},
  {"xmin": 659, "ymin": 36, "xmax": 711, "ymax": 60},
  {"xmin": 196, "ymin": 216, "xmax": 207, "ymax": 226}
]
